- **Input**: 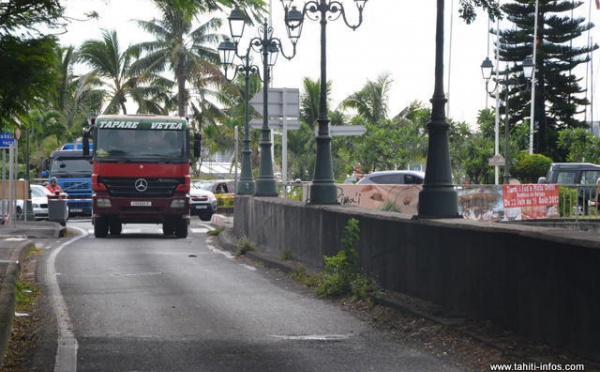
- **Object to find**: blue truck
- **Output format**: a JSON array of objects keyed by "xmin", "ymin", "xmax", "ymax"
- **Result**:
[{"xmin": 42, "ymin": 143, "xmax": 93, "ymax": 216}]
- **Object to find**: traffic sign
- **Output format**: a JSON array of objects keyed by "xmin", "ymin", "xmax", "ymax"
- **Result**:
[
  {"xmin": 0, "ymin": 132, "xmax": 15, "ymax": 148},
  {"xmin": 250, "ymin": 88, "xmax": 299, "ymax": 117},
  {"xmin": 314, "ymin": 125, "xmax": 367, "ymax": 136},
  {"xmin": 488, "ymin": 154, "xmax": 505, "ymax": 166},
  {"xmin": 249, "ymin": 87, "xmax": 300, "ymax": 129}
]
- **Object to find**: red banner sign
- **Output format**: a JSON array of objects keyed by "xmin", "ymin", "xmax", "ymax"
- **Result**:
[{"xmin": 502, "ymin": 184, "xmax": 559, "ymax": 208}]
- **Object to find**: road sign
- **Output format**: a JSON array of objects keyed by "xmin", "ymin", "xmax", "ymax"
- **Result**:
[
  {"xmin": 314, "ymin": 125, "xmax": 367, "ymax": 137},
  {"xmin": 488, "ymin": 154, "xmax": 505, "ymax": 166},
  {"xmin": 0, "ymin": 132, "xmax": 15, "ymax": 148},
  {"xmin": 250, "ymin": 88, "xmax": 300, "ymax": 129},
  {"xmin": 250, "ymin": 118, "xmax": 300, "ymax": 129}
]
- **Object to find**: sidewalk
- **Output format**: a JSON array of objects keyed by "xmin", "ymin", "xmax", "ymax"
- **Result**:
[{"xmin": 0, "ymin": 220, "xmax": 65, "ymax": 366}]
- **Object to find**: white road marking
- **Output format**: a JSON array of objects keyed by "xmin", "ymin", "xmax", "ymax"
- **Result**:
[
  {"xmin": 47, "ymin": 226, "xmax": 88, "ymax": 372},
  {"xmin": 86, "ymin": 227, "xmax": 210, "ymax": 235},
  {"xmin": 270, "ymin": 334, "xmax": 352, "ymax": 341}
]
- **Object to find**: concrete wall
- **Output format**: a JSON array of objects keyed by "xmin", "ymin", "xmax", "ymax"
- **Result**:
[{"xmin": 233, "ymin": 196, "xmax": 600, "ymax": 361}]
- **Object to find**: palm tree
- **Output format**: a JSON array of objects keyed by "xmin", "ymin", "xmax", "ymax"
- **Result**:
[
  {"xmin": 78, "ymin": 29, "xmax": 162, "ymax": 114},
  {"xmin": 340, "ymin": 73, "xmax": 392, "ymax": 125},
  {"xmin": 131, "ymin": 6, "xmax": 224, "ymax": 117},
  {"xmin": 53, "ymin": 46, "xmax": 104, "ymax": 135}
]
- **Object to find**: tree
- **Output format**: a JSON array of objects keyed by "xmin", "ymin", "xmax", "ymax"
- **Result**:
[
  {"xmin": 458, "ymin": 0, "xmax": 501, "ymax": 23},
  {"xmin": 152, "ymin": 0, "xmax": 266, "ymax": 20},
  {"xmin": 557, "ymin": 128, "xmax": 600, "ymax": 164},
  {"xmin": 52, "ymin": 46, "xmax": 105, "ymax": 135},
  {"xmin": 339, "ymin": 73, "xmax": 392, "ymax": 125},
  {"xmin": 132, "ymin": 2, "xmax": 228, "ymax": 117},
  {"xmin": 512, "ymin": 152, "xmax": 552, "ymax": 183},
  {"xmin": 79, "ymin": 30, "xmax": 160, "ymax": 114},
  {"xmin": 0, "ymin": 0, "xmax": 65, "ymax": 130},
  {"xmin": 495, "ymin": 0, "xmax": 597, "ymax": 160}
]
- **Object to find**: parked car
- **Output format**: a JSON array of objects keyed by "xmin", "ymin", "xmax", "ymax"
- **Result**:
[
  {"xmin": 189, "ymin": 184, "xmax": 217, "ymax": 221},
  {"xmin": 538, "ymin": 162, "xmax": 600, "ymax": 214},
  {"xmin": 16, "ymin": 184, "xmax": 65, "ymax": 220},
  {"xmin": 356, "ymin": 170, "xmax": 425, "ymax": 185},
  {"xmin": 193, "ymin": 179, "xmax": 235, "ymax": 195}
]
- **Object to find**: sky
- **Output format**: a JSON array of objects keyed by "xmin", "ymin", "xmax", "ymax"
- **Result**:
[{"xmin": 58, "ymin": 0, "xmax": 600, "ymax": 128}]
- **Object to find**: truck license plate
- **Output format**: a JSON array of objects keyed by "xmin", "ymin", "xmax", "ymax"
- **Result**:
[{"xmin": 131, "ymin": 201, "xmax": 152, "ymax": 207}]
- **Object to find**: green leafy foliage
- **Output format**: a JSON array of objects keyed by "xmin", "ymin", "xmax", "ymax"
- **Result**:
[
  {"xmin": 557, "ymin": 129, "xmax": 600, "ymax": 164},
  {"xmin": 0, "ymin": 36, "xmax": 60, "ymax": 129},
  {"xmin": 236, "ymin": 236, "xmax": 255, "ymax": 257},
  {"xmin": 499, "ymin": 0, "xmax": 596, "ymax": 160},
  {"xmin": 558, "ymin": 187, "xmax": 578, "ymax": 217},
  {"xmin": 512, "ymin": 152, "xmax": 552, "ymax": 184},
  {"xmin": 315, "ymin": 218, "xmax": 378, "ymax": 302}
]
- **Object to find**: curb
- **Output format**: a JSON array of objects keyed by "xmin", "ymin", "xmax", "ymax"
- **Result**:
[
  {"xmin": 0, "ymin": 239, "xmax": 33, "ymax": 367},
  {"xmin": 217, "ymin": 228, "xmax": 309, "ymax": 276}
]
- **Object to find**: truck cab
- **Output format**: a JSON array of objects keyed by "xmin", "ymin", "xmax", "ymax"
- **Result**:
[
  {"xmin": 44, "ymin": 147, "xmax": 93, "ymax": 216},
  {"xmin": 86, "ymin": 115, "xmax": 201, "ymax": 238}
]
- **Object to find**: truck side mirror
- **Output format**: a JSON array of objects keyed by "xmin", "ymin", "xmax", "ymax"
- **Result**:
[
  {"xmin": 82, "ymin": 129, "xmax": 90, "ymax": 156},
  {"xmin": 193, "ymin": 132, "xmax": 201, "ymax": 158},
  {"xmin": 537, "ymin": 176, "xmax": 547, "ymax": 184}
]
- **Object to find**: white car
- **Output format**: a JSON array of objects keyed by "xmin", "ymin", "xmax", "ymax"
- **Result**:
[
  {"xmin": 189, "ymin": 185, "xmax": 217, "ymax": 221},
  {"xmin": 16, "ymin": 184, "xmax": 68, "ymax": 221}
]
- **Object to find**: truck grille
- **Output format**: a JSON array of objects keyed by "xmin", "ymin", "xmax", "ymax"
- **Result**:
[{"xmin": 100, "ymin": 177, "xmax": 183, "ymax": 197}]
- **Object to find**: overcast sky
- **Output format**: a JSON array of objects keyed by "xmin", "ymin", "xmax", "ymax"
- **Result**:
[{"xmin": 59, "ymin": 0, "xmax": 600, "ymax": 127}]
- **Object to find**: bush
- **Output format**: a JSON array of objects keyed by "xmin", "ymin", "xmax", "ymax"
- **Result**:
[
  {"xmin": 558, "ymin": 186, "xmax": 578, "ymax": 217},
  {"xmin": 216, "ymin": 194, "xmax": 235, "ymax": 209},
  {"xmin": 315, "ymin": 218, "xmax": 378, "ymax": 302},
  {"xmin": 513, "ymin": 152, "xmax": 553, "ymax": 184}
]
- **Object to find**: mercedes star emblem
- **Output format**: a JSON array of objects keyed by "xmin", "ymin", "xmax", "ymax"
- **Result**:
[{"xmin": 135, "ymin": 178, "xmax": 148, "ymax": 192}]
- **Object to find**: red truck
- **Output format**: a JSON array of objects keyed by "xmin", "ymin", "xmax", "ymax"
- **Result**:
[{"xmin": 83, "ymin": 115, "xmax": 201, "ymax": 238}]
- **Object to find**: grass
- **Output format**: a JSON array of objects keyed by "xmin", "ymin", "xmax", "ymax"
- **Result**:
[
  {"xmin": 236, "ymin": 236, "xmax": 255, "ymax": 257},
  {"xmin": 207, "ymin": 227, "xmax": 224, "ymax": 236}
]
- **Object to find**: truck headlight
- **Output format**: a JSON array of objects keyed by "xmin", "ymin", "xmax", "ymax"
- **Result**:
[
  {"xmin": 170, "ymin": 199, "xmax": 187, "ymax": 209},
  {"xmin": 96, "ymin": 198, "xmax": 112, "ymax": 208}
]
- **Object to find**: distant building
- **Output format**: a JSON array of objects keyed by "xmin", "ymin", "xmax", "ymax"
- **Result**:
[{"xmin": 195, "ymin": 150, "xmax": 238, "ymax": 178}]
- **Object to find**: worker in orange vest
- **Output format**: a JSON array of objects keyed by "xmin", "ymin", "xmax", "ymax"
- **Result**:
[{"xmin": 45, "ymin": 177, "xmax": 63, "ymax": 196}]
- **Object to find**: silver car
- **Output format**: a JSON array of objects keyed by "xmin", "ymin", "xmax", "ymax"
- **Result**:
[
  {"xmin": 189, "ymin": 185, "xmax": 217, "ymax": 221},
  {"xmin": 356, "ymin": 170, "xmax": 425, "ymax": 185}
]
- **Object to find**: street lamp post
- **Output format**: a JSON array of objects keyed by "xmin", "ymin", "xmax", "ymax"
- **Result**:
[
  {"xmin": 417, "ymin": 0, "xmax": 459, "ymax": 218},
  {"xmin": 218, "ymin": 10, "xmax": 297, "ymax": 196},
  {"xmin": 481, "ymin": 56, "xmax": 501, "ymax": 185},
  {"xmin": 522, "ymin": 55, "xmax": 535, "ymax": 154},
  {"xmin": 481, "ymin": 58, "xmax": 532, "ymax": 185},
  {"xmin": 281, "ymin": 0, "xmax": 368, "ymax": 205}
]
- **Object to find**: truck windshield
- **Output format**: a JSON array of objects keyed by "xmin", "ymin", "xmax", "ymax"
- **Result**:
[
  {"xmin": 95, "ymin": 129, "xmax": 186, "ymax": 161},
  {"xmin": 50, "ymin": 159, "xmax": 92, "ymax": 176}
]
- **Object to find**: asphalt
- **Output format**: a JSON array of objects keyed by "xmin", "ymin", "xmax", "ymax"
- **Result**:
[
  {"xmin": 0, "ymin": 220, "xmax": 65, "ymax": 367},
  {"xmin": 0, "ymin": 216, "xmax": 587, "ymax": 368}
]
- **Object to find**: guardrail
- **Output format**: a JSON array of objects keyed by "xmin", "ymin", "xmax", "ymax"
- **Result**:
[{"xmin": 280, "ymin": 182, "xmax": 600, "ymax": 221}]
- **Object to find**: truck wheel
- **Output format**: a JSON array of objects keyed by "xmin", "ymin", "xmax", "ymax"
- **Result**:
[
  {"xmin": 162, "ymin": 221, "xmax": 175, "ymax": 235},
  {"xmin": 94, "ymin": 217, "xmax": 109, "ymax": 238},
  {"xmin": 175, "ymin": 219, "xmax": 188, "ymax": 238},
  {"xmin": 109, "ymin": 221, "xmax": 122, "ymax": 235}
]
